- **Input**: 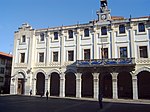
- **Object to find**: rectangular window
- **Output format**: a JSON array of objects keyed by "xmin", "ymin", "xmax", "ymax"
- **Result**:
[
  {"xmin": 1, "ymin": 59, "xmax": 5, "ymax": 65},
  {"xmin": 0, "ymin": 76, "xmax": 4, "ymax": 82},
  {"xmin": 120, "ymin": 47, "xmax": 128, "ymax": 58},
  {"xmin": 101, "ymin": 26, "xmax": 107, "ymax": 35},
  {"xmin": 119, "ymin": 25, "xmax": 126, "ymax": 34},
  {"xmin": 68, "ymin": 30, "xmax": 73, "ymax": 38},
  {"xmin": 138, "ymin": 23, "xmax": 145, "ymax": 32},
  {"xmin": 20, "ymin": 53, "xmax": 25, "ymax": 63},
  {"xmin": 54, "ymin": 32, "xmax": 58, "ymax": 40},
  {"xmin": 102, "ymin": 48, "xmax": 108, "ymax": 59},
  {"xmin": 139, "ymin": 46, "xmax": 148, "ymax": 58},
  {"xmin": 84, "ymin": 49, "xmax": 90, "ymax": 60},
  {"xmin": 40, "ymin": 33, "xmax": 44, "ymax": 41},
  {"xmin": 84, "ymin": 28, "xmax": 89, "ymax": 37},
  {"xmin": 0, "ymin": 67, "xmax": 5, "ymax": 74},
  {"xmin": 39, "ymin": 53, "xmax": 44, "ymax": 62},
  {"xmin": 22, "ymin": 35, "xmax": 26, "ymax": 42},
  {"xmin": 68, "ymin": 51, "xmax": 74, "ymax": 61},
  {"xmin": 53, "ymin": 52, "xmax": 58, "ymax": 62}
]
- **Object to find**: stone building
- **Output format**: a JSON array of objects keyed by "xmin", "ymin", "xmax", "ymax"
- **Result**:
[
  {"xmin": 0, "ymin": 52, "xmax": 12, "ymax": 94},
  {"xmin": 10, "ymin": 0, "xmax": 150, "ymax": 100}
]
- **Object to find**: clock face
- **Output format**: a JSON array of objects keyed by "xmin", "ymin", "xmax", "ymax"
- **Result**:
[{"xmin": 101, "ymin": 14, "xmax": 107, "ymax": 20}]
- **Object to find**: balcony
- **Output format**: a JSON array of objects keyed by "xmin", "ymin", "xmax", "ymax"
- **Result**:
[{"xmin": 77, "ymin": 58, "xmax": 135, "ymax": 67}]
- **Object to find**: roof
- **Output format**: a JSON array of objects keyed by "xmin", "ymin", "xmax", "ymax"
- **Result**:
[{"xmin": 0, "ymin": 52, "xmax": 12, "ymax": 58}]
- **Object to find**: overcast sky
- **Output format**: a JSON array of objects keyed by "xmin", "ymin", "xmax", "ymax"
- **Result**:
[{"xmin": 0, "ymin": 0, "xmax": 149, "ymax": 53}]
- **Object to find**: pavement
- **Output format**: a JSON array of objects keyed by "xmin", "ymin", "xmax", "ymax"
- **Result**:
[{"xmin": 0, "ymin": 95, "xmax": 150, "ymax": 112}]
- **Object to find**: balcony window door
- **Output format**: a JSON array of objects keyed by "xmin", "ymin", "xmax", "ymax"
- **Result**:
[
  {"xmin": 84, "ymin": 49, "xmax": 90, "ymax": 60},
  {"xmin": 120, "ymin": 47, "xmax": 128, "ymax": 58}
]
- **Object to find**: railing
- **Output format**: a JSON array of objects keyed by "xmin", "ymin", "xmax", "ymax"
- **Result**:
[{"xmin": 76, "ymin": 58, "xmax": 135, "ymax": 67}]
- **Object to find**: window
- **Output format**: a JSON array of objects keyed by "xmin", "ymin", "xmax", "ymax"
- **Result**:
[
  {"xmin": 40, "ymin": 33, "xmax": 44, "ymax": 41},
  {"xmin": 0, "ymin": 67, "xmax": 5, "ymax": 74},
  {"xmin": 84, "ymin": 49, "xmax": 90, "ymax": 60},
  {"xmin": 120, "ymin": 47, "xmax": 128, "ymax": 58},
  {"xmin": 84, "ymin": 28, "xmax": 89, "ymax": 37},
  {"xmin": 101, "ymin": 48, "xmax": 108, "ymax": 59},
  {"xmin": 0, "ymin": 76, "xmax": 4, "ymax": 82},
  {"xmin": 138, "ymin": 23, "xmax": 145, "ymax": 32},
  {"xmin": 1, "ymin": 59, "xmax": 5, "ymax": 65},
  {"xmin": 54, "ymin": 32, "xmax": 58, "ymax": 40},
  {"xmin": 68, "ymin": 51, "xmax": 74, "ymax": 61},
  {"xmin": 53, "ymin": 52, "xmax": 58, "ymax": 62},
  {"xmin": 39, "ymin": 53, "xmax": 44, "ymax": 62},
  {"xmin": 101, "ymin": 26, "xmax": 107, "ymax": 35},
  {"xmin": 68, "ymin": 30, "xmax": 73, "ymax": 38},
  {"xmin": 20, "ymin": 53, "xmax": 25, "ymax": 63},
  {"xmin": 119, "ymin": 25, "xmax": 125, "ymax": 34},
  {"xmin": 139, "ymin": 46, "xmax": 148, "ymax": 58},
  {"xmin": 22, "ymin": 35, "xmax": 26, "ymax": 42}
]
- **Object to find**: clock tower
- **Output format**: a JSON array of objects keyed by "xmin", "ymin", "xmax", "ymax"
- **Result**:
[{"xmin": 97, "ymin": 0, "xmax": 111, "ymax": 22}]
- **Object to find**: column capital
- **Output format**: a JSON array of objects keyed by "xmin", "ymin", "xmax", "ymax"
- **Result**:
[{"xmin": 111, "ymin": 72, "xmax": 118, "ymax": 79}]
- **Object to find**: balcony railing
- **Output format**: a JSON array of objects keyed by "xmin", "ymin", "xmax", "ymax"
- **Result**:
[{"xmin": 76, "ymin": 58, "xmax": 135, "ymax": 67}]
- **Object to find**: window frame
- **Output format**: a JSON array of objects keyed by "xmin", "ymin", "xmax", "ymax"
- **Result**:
[
  {"xmin": 22, "ymin": 35, "xmax": 26, "ymax": 43},
  {"xmin": 68, "ymin": 50, "xmax": 74, "ymax": 61},
  {"xmin": 40, "ymin": 33, "xmax": 45, "ymax": 42},
  {"xmin": 39, "ymin": 52, "xmax": 44, "ymax": 63},
  {"xmin": 54, "ymin": 32, "xmax": 58, "ymax": 40},
  {"xmin": 68, "ymin": 30, "xmax": 73, "ymax": 39},
  {"xmin": 84, "ymin": 28, "xmax": 90, "ymax": 37},
  {"xmin": 119, "ymin": 24, "xmax": 126, "ymax": 34},
  {"xmin": 84, "ymin": 49, "xmax": 90, "ymax": 60},
  {"xmin": 139, "ymin": 46, "xmax": 148, "ymax": 58},
  {"xmin": 120, "ymin": 47, "xmax": 128, "ymax": 58},
  {"xmin": 20, "ymin": 53, "xmax": 25, "ymax": 63},
  {"xmin": 138, "ymin": 23, "xmax": 145, "ymax": 32},
  {"xmin": 53, "ymin": 51, "xmax": 58, "ymax": 62},
  {"xmin": 101, "ymin": 26, "xmax": 107, "ymax": 35}
]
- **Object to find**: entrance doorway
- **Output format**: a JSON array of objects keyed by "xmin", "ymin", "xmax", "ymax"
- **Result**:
[{"xmin": 17, "ymin": 78, "xmax": 24, "ymax": 94}]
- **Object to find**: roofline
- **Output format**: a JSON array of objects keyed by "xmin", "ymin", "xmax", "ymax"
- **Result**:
[{"xmin": 0, "ymin": 52, "xmax": 13, "ymax": 58}]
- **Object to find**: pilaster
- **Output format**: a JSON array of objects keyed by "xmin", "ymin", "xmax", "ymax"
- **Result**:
[
  {"xmin": 76, "ymin": 73, "xmax": 82, "ymax": 98},
  {"xmin": 111, "ymin": 72, "xmax": 118, "ymax": 99},
  {"xmin": 92, "ymin": 73, "xmax": 99, "ymax": 99},
  {"xmin": 59, "ymin": 73, "xmax": 65, "ymax": 97},
  {"xmin": 131, "ymin": 72, "xmax": 138, "ymax": 100}
]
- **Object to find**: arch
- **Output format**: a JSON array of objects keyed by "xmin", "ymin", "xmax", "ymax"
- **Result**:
[
  {"xmin": 135, "ymin": 67, "xmax": 150, "ymax": 76},
  {"xmin": 15, "ymin": 70, "xmax": 26, "ymax": 95},
  {"xmin": 118, "ymin": 72, "xmax": 133, "ymax": 99},
  {"xmin": 65, "ymin": 69, "xmax": 76, "ymax": 74},
  {"xmin": 34, "ymin": 69, "xmax": 47, "ymax": 79},
  {"xmin": 48, "ymin": 69, "xmax": 61, "ymax": 76},
  {"xmin": 99, "ymin": 72, "xmax": 112, "ymax": 98},
  {"xmin": 65, "ymin": 72, "xmax": 76, "ymax": 97},
  {"xmin": 81, "ymin": 72, "xmax": 93, "ymax": 98},
  {"xmin": 50, "ymin": 72, "xmax": 60, "ymax": 96},
  {"xmin": 137, "ymin": 71, "xmax": 150, "ymax": 99},
  {"xmin": 36, "ymin": 72, "xmax": 45, "ymax": 95}
]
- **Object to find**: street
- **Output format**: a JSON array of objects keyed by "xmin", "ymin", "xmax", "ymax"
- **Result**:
[{"xmin": 0, "ymin": 95, "xmax": 150, "ymax": 112}]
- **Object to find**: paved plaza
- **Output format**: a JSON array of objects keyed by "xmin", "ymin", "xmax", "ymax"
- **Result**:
[{"xmin": 0, "ymin": 95, "xmax": 150, "ymax": 112}]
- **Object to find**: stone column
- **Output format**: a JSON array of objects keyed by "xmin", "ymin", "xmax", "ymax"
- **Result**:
[
  {"xmin": 76, "ymin": 73, "xmax": 82, "ymax": 98},
  {"xmin": 47, "ymin": 76, "xmax": 51, "ymax": 95},
  {"xmin": 111, "ymin": 72, "xmax": 118, "ymax": 99},
  {"xmin": 59, "ymin": 73, "xmax": 65, "ymax": 97},
  {"xmin": 92, "ymin": 73, "xmax": 99, "ymax": 99},
  {"xmin": 32, "ymin": 78, "xmax": 36, "ymax": 95},
  {"xmin": 132, "ymin": 74, "xmax": 138, "ymax": 100},
  {"xmin": 44, "ymin": 78, "xmax": 48, "ymax": 96}
]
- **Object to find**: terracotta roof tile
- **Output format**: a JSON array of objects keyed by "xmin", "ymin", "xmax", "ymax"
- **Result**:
[{"xmin": 0, "ymin": 52, "xmax": 12, "ymax": 58}]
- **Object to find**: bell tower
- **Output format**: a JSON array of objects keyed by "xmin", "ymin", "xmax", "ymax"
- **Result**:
[{"xmin": 97, "ymin": 0, "xmax": 111, "ymax": 22}]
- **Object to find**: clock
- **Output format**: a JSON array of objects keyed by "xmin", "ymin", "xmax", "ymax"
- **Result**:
[{"xmin": 101, "ymin": 14, "xmax": 107, "ymax": 20}]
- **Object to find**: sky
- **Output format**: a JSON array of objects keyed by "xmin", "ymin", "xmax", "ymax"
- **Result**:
[{"xmin": 0, "ymin": 0, "xmax": 149, "ymax": 54}]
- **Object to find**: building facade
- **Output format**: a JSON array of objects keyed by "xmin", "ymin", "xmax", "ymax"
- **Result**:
[
  {"xmin": 10, "ymin": 0, "xmax": 150, "ymax": 100},
  {"xmin": 0, "ymin": 52, "xmax": 12, "ymax": 94}
]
